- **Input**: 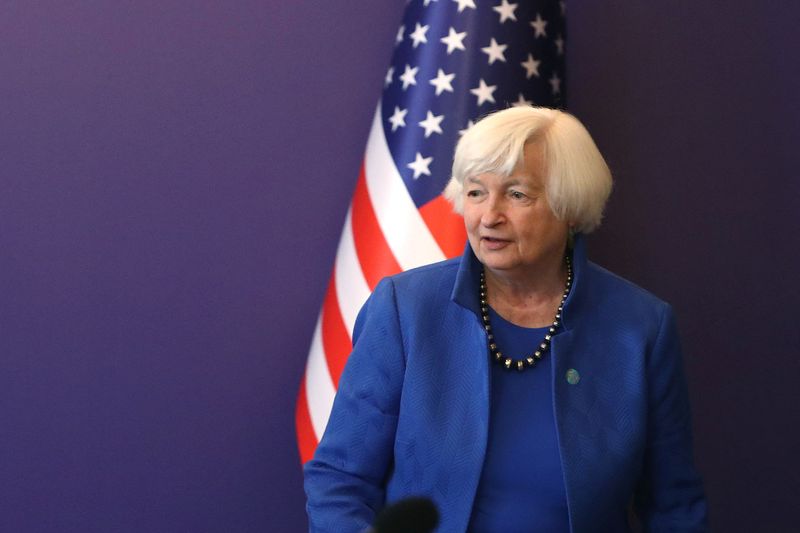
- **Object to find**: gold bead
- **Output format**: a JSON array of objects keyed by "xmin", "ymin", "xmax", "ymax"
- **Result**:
[{"xmin": 504, "ymin": 358, "xmax": 512, "ymax": 369}]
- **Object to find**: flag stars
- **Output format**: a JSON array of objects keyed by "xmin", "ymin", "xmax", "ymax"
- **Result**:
[
  {"xmin": 440, "ymin": 27, "xmax": 467, "ymax": 54},
  {"xmin": 419, "ymin": 111, "xmax": 445, "ymax": 138},
  {"xmin": 555, "ymin": 35, "xmax": 565, "ymax": 55},
  {"xmin": 384, "ymin": 66, "xmax": 394, "ymax": 87},
  {"xmin": 493, "ymin": 0, "xmax": 518, "ymax": 23},
  {"xmin": 409, "ymin": 23, "xmax": 430, "ymax": 48},
  {"xmin": 388, "ymin": 106, "xmax": 408, "ymax": 132},
  {"xmin": 549, "ymin": 73, "xmax": 562, "ymax": 95},
  {"xmin": 396, "ymin": 25, "xmax": 405, "ymax": 44},
  {"xmin": 470, "ymin": 79, "xmax": 497, "ymax": 105},
  {"xmin": 512, "ymin": 93, "xmax": 533, "ymax": 107},
  {"xmin": 429, "ymin": 69, "xmax": 455, "ymax": 96},
  {"xmin": 399, "ymin": 64, "xmax": 419, "ymax": 90},
  {"xmin": 521, "ymin": 54, "xmax": 541, "ymax": 78},
  {"xmin": 459, "ymin": 120, "xmax": 475, "ymax": 136},
  {"xmin": 481, "ymin": 38, "xmax": 507, "ymax": 65},
  {"xmin": 530, "ymin": 13, "xmax": 547, "ymax": 38},
  {"xmin": 408, "ymin": 152, "xmax": 433, "ymax": 179},
  {"xmin": 452, "ymin": 0, "xmax": 476, "ymax": 13}
]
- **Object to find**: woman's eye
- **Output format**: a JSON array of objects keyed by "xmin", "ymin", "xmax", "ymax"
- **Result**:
[
  {"xmin": 466, "ymin": 189, "xmax": 482, "ymax": 197},
  {"xmin": 510, "ymin": 191, "xmax": 526, "ymax": 200}
]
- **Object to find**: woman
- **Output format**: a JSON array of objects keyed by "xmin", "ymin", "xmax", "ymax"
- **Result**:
[{"xmin": 304, "ymin": 107, "xmax": 707, "ymax": 532}]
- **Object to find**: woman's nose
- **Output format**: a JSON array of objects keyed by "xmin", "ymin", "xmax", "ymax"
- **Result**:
[{"xmin": 481, "ymin": 196, "xmax": 504, "ymax": 226}]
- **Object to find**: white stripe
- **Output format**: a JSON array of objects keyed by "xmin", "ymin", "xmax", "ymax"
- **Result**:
[
  {"xmin": 304, "ymin": 315, "xmax": 336, "ymax": 442},
  {"xmin": 334, "ymin": 207, "xmax": 372, "ymax": 338},
  {"xmin": 364, "ymin": 103, "xmax": 446, "ymax": 270}
]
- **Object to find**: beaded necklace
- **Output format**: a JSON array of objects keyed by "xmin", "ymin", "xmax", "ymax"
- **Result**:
[{"xmin": 479, "ymin": 256, "xmax": 572, "ymax": 371}]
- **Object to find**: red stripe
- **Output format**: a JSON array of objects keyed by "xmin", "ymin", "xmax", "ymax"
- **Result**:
[
  {"xmin": 321, "ymin": 271, "xmax": 352, "ymax": 387},
  {"xmin": 351, "ymin": 164, "xmax": 402, "ymax": 289},
  {"xmin": 295, "ymin": 381, "xmax": 318, "ymax": 464},
  {"xmin": 297, "ymin": 179, "xmax": 467, "ymax": 467},
  {"xmin": 418, "ymin": 194, "xmax": 467, "ymax": 258}
]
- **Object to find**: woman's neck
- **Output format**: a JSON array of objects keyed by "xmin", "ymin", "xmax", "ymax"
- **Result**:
[{"xmin": 484, "ymin": 255, "xmax": 568, "ymax": 328}]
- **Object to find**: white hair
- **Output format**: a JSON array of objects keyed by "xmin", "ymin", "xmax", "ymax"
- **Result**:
[{"xmin": 443, "ymin": 106, "xmax": 613, "ymax": 234}]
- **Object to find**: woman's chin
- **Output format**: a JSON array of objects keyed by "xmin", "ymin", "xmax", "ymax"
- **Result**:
[{"xmin": 480, "ymin": 257, "xmax": 517, "ymax": 274}]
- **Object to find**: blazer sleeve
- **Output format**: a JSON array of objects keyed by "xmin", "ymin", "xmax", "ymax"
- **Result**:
[
  {"xmin": 303, "ymin": 278, "xmax": 406, "ymax": 533},
  {"xmin": 634, "ymin": 304, "xmax": 708, "ymax": 532}
]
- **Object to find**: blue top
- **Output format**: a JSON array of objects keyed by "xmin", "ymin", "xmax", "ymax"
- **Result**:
[{"xmin": 467, "ymin": 308, "xmax": 569, "ymax": 533}]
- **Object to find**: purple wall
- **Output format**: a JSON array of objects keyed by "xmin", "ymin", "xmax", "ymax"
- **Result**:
[
  {"xmin": 568, "ymin": 4, "xmax": 800, "ymax": 532},
  {"xmin": 1, "ymin": 2, "xmax": 404, "ymax": 531},
  {"xmin": 0, "ymin": 1, "xmax": 796, "ymax": 532}
]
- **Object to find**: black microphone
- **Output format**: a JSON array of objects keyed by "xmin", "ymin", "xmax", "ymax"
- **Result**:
[{"xmin": 366, "ymin": 496, "xmax": 439, "ymax": 533}]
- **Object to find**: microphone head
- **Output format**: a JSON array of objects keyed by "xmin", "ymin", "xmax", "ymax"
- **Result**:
[{"xmin": 372, "ymin": 496, "xmax": 439, "ymax": 533}]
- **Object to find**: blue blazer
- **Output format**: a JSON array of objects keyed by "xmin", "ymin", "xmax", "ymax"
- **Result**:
[{"xmin": 304, "ymin": 237, "xmax": 707, "ymax": 532}]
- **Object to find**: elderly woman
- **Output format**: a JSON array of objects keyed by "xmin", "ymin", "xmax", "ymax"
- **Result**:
[{"xmin": 304, "ymin": 107, "xmax": 707, "ymax": 532}]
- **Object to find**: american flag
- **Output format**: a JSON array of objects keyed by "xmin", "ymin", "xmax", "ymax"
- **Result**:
[{"xmin": 296, "ymin": 0, "xmax": 566, "ymax": 464}]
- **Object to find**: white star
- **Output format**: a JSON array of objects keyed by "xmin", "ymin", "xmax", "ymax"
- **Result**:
[
  {"xmin": 459, "ymin": 120, "xmax": 475, "ymax": 136},
  {"xmin": 549, "ymin": 73, "xmax": 562, "ymax": 95},
  {"xmin": 481, "ymin": 38, "xmax": 507, "ymax": 65},
  {"xmin": 440, "ymin": 27, "xmax": 467, "ymax": 54},
  {"xmin": 396, "ymin": 25, "xmax": 405, "ymax": 44},
  {"xmin": 409, "ymin": 23, "xmax": 429, "ymax": 48},
  {"xmin": 521, "ymin": 54, "xmax": 541, "ymax": 78},
  {"xmin": 555, "ymin": 34, "xmax": 565, "ymax": 56},
  {"xmin": 493, "ymin": 0, "xmax": 518, "ymax": 23},
  {"xmin": 418, "ymin": 110, "xmax": 445, "ymax": 138},
  {"xmin": 384, "ymin": 66, "xmax": 394, "ymax": 87},
  {"xmin": 452, "ymin": 0, "xmax": 476, "ymax": 13},
  {"xmin": 530, "ymin": 13, "xmax": 548, "ymax": 38},
  {"xmin": 423, "ymin": 0, "xmax": 438, "ymax": 5},
  {"xmin": 407, "ymin": 152, "xmax": 433, "ymax": 179},
  {"xmin": 511, "ymin": 93, "xmax": 533, "ymax": 107},
  {"xmin": 388, "ymin": 106, "xmax": 408, "ymax": 131},
  {"xmin": 399, "ymin": 64, "xmax": 419, "ymax": 90},
  {"xmin": 429, "ymin": 68, "xmax": 455, "ymax": 96},
  {"xmin": 470, "ymin": 79, "xmax": 497, "ymax": 106}
]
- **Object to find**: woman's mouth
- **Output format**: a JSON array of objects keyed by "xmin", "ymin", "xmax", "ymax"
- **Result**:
[{"xmin": 481, "ymin": 236, "xmax": 510, "ymax": 250}]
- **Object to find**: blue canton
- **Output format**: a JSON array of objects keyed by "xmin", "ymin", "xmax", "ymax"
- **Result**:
[{"xmin": 382, "ymin": 0, "xmax": 566, "ymax": 208}]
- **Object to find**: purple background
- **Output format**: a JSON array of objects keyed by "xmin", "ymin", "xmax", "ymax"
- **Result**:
[{"xmin": 1, "ymin": 1, "xmax": 797, "ymax": 532}]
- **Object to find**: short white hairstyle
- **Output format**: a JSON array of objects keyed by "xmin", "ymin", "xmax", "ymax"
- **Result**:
[{"xmin": 443, "ymin": 106, "xmax": 613, "ymax": 234}]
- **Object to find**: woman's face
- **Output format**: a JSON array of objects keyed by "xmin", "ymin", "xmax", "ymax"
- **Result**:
[{"xmin": 462, "ymin": 142, "xmax": 569, "ymax": 279}]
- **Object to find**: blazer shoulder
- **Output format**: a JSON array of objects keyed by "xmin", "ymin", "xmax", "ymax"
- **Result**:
[
  {"xmin": 583, "ymin": 261, "xmax": 673, "ymax": 330},
  {"xmin": 383, "ymin": 257, "xmax": 461, "ymax": 294},
  {"xmin": 587, "ymin": 261, "xmax": 668, "ymax": 305}
]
